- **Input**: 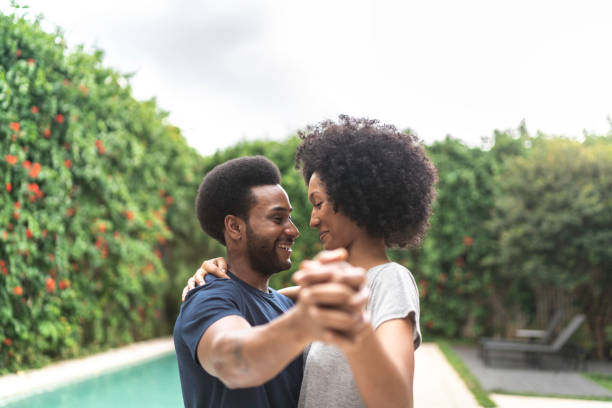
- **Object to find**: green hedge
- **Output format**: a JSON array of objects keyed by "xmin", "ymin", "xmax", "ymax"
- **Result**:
[{"xmin": 0, "ymin": 10, "xmax": 205, "ymax": 373}]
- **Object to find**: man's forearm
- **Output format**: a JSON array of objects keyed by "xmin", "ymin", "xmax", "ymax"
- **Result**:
[{"xmin": 207, "ymin": 308, "xmax": 310, "ymax": 388}]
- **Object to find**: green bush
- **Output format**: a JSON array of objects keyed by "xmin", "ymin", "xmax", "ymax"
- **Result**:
[{"xmin": 0, "ymin": 10, "xmax": 204, "ymax": 373}]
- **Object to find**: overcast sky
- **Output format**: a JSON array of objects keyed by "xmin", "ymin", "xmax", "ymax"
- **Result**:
[{"xmin": 3, "ymin": 0, "xmax": 612, "ymax": 156}]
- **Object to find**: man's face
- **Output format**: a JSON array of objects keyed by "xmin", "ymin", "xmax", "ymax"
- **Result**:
[{"xmin": 244, "ymin": 185, "xmax": 299, "ymax": 276}]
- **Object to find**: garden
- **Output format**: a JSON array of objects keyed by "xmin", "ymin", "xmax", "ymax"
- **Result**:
[{"xmin": 1, "ymin": 7, "xmax": 611, "ymax": 405}]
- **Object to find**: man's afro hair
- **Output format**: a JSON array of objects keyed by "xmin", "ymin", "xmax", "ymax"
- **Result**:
[
  {"xmin": 295, "ymin": 115, "xmax": 437, "ymax": 248},
  {"xmin": 195, "ymin": 155, "xmax": 281, "ymax": 246}
]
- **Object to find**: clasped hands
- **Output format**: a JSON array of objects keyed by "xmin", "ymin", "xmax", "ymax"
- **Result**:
[{"xmin": 182, "ymin": 249, "xmax": 371, "ymax": 350}]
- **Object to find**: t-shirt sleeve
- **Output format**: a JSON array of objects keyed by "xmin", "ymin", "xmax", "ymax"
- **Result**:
[
  {"xmin": 178, "ymin": 281, "xmax": 244, "ymax": 366},
  {"xmin": 368, "ymin": 263, "xmax": 422, "ymax": 349}
]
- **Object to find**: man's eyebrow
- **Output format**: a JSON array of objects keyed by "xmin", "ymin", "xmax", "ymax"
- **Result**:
[{"xmin": 269, "ymin": 206, "xmax": 292, "ymax": 213}]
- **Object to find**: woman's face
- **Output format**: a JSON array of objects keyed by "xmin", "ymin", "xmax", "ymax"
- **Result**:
[{"xmin": 307, "ymin": 172, "xmax": 361, "ymax": 250}]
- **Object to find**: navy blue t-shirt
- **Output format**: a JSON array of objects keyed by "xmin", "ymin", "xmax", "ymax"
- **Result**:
[{"xmin": 173, "ymin": 272, "xmax": 303, "ymax": 408}]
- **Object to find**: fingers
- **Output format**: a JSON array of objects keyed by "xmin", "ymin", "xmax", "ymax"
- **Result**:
[
  {"xmin": 188, "ymin": 277, "xmax": 196, "ymax": 291},
  {"xmin": 321, "ymin": 313, "xmax": 373, "ymax": 349},
  {"xmin": 202, "ymin": 257, "xmax": 229, "ymax": 279},
  {"xmin": 213, "ymin": 257, "xmax": 228, "ymax": 274},
  {"xmin": 181, "ymin": 285, "xmax": 189, "ymax": 302},
  {"xmin": 294, "ymin": 262, "xmax": 366, "ymax": 290},
  {"xmin": 308, "ymin": 306, "xmax": 364, "ymax": 332},
  {"xmin": 300, "ymin": 283, "xmax": 365, "ymax": 309},
  {"xmin": 293, "ymin": 263, "xmax": 335, "ymax": 286},
  {"xmin": 194, "ymin": 268, "xmax": 205, "ymax": 286},
  {"xmin": 314, "ymin": 248, "xmax": 347, "ymax": 263}
]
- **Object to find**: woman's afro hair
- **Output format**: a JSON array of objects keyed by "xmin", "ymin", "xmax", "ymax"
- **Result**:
[
  {"xmin": 295, "ymin": 115, "xmax": 437, "ymax": 248},
  {"xmin": 195, "ymin": 155, "xmax": 281, "ymax": 246}
]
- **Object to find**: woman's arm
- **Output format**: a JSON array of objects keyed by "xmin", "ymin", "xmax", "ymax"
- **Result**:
[
  {"xmin": 278, "ymin": 285, "xmax": 300, "ymax": 301},
  {"xmin": 343, "ymin": 317, "xmax": 415, "ymax": 408}
]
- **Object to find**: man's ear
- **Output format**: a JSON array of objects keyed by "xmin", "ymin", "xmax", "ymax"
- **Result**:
[{"xmin": 224, "ymin": 215, "xmax": 244, "ymax": 242}]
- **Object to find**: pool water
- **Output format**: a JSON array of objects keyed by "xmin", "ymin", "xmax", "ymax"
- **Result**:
[{"xmin": 3, "ymin": 353, "xmax": 183, "ymax": 408}]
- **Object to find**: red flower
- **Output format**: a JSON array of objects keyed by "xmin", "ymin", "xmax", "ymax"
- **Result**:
[
  {"xmin": 49, "ymin": 253, "xmax": 54, "ymax": 262},
  {"xmin": 26, "ymin": 229, "xmax": 33, "ymax": 239},
  {"xmin": 16, "ymin": 49, "xmax": 21, "ymax": 57},
  {"xmin": 14, "ymin": 202, "xmax": 20, "ymax": 209},
  {"xmin": 22, "ymin": 160, "xmax": 31, "ymax": 169},
  {"xmin": 124, "ymin": 210, "xmax": 134, "ymax": 221},
  {"xmin": 12, "ymin": 286, "xmax": 23, "ymax": 296},
  {"xmin": 95, "ymin": 139, "xmax": 106, "ymax": 155},
  {"xmin": 12, "ymin": 212, "xmax": 19, "ymax": 220},
  {"xmin": 55, "ymin": 114, "xmax": 64, "ymax": 124},
  {"xmin": 31, "ymin": 106, "xmax": 39, "ymax": 114},
  {"xmin": 45, "ymin": 277, "xmax": 56, "ymax": 293},
  {"xmin": 29, "ymin": 162, "xmax": 41, "ymax": 178},
  {"xmin": 3, "ymin": 338, "xmax": 13, "ymax": 346},
  {"xmin": 5, "ymin": 155, "xmax": 18, "ymax": 165},
  {"xmin": 59, "ymin": 279, "xmax": 70, "ymax": 290},
  {"xmin": 26, "ymin": 58, "xmax": 35, "ymax": 65},
  {"xmin": 98, "ymin": 222, "xmax": 107, "ymax": 233},
  {"xmin": 155, "ymin": 249, "xmax": 162, "ymax": 259},
  {"xmin": 42, "ymin": 229, "xmax": 48, "ymax": 238},
  {"xmin": 9, "ymin": 122, "xmax": 20, "ymax": 132},
  {"xmin": 64, "ymin": 160, "xmax": 72, "ymax": 169},
  {"xmin": 463, "ymin": 236, "xmax": 474, "ymax": 246},
  {"xmin": 43, "ymin": 128, "xmax": 51, "ymax": 138},
  {"xmin": 66, "ymin": 208, "xmax": 75, "ymax": 217},
  {"xmin": 165, "ymin": 196, "xmax": 174, "ymax": 205},
  {"xmin": 6, "ymin": 183, "xmax": 12, "ymax": 192}
]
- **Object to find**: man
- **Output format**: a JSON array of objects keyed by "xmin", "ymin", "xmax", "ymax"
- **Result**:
[{"xmin": 174, "ymin": 156, "xmax": 366, "ymax": 408}]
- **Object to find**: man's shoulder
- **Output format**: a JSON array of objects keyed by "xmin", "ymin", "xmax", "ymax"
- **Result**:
[{"xmin": 182, "ymin": 277, "xmax": 242, "ymax": 310}]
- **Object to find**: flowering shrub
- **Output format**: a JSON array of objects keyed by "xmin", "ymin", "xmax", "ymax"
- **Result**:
[{"xmin": 0, "ymin": 10, "xmax": 204, "ymax": 373}]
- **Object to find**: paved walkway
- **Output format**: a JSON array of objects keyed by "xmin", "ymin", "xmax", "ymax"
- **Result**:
[
  {"xmin": 491, "ymin": 394, "xmax": 612, "ymax": 407},
  {"xmin": 0, "ymin": 337, "xmax": 174, "ymax": 405},
  {"xmin": 454, "ymin": 345, "xmax": 612, "ymax": 398},
  {"xmin": 415, "ymin": 343, "xmax": 480, "ymax": 407}
]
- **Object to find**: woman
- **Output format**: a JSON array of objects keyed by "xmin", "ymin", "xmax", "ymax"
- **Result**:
[{"xmin": 186, "ymin": 116, "xmax": 437, "ymax": 408}]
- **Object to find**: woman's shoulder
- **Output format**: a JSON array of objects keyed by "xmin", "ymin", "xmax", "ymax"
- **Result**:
[{"xmin": 368, "ymin": 262, "xmax": 415, "ymax": 283}]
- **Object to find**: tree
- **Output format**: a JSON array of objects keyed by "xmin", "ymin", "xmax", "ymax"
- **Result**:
[{"xmin": 491, "ymin": 136, "xmax": 612, "ymax": 358}]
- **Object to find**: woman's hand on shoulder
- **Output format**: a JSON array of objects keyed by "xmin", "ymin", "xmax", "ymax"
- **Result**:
[{"xmin": 181, "ymin": 257, "xmax": 229, "ymax": 301}]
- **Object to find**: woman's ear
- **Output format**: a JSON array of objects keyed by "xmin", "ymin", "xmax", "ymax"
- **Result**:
[{"xmin": 224, "ymin": 215, "xmax": 244, "ymax": 242}]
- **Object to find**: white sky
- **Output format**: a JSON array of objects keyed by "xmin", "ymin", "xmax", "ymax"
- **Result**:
[{"xmin": 3, "ymin": 0, "xmax": 612, "ymax": 156}]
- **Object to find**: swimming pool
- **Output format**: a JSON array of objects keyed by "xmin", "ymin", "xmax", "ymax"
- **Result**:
[{"xmin": 2, "ymin": 353, "xmax": 183, "ymax": 407}]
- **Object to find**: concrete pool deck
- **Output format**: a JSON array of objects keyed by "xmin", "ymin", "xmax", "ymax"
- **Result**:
[{"xmin": 0, "ymin": 337, "xmax": 174, "ymax": 405}]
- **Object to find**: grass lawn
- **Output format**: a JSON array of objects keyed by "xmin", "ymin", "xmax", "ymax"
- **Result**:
[
  {"xmin": 437, "ymin": 341, "xmax": 496, "ymax": 407},
  {"xmin": 583, "ymin": 372, "xmax": 612, "ymax": 392}
]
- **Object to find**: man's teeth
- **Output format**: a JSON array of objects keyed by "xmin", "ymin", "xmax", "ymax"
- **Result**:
[{"xmin": 278, "ymin": 244, "xmax": 292, "ymax": 250}]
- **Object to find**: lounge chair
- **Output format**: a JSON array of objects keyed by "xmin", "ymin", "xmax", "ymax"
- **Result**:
[
  {"xmin": 515, "ymin": 308, "xmax": 564, "ymax": 343},
  {"xmin": 479, "ymin": 314, "xmax": 586, "ymax": 369}
]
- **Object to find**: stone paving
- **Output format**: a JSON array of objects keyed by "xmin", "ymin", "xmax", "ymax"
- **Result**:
[
  {"xmin": 454, "ymin": 344, "xmax": 612, "ymax": 398},
  {"xmin": 491, "ymin": 394, "xmax": 612, "ymax": 407},
  {"xmin": 415, "ymin": 343, "xmax": 480, "ymax": 407}
]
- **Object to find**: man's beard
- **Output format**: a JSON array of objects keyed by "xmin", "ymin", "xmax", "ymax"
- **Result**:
[{"xmin": 245, "ymin": 223, "xmax": 291, "ymax": 277}]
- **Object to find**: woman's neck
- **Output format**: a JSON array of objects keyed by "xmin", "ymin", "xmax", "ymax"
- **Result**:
[{"xmin": 345, "ymin": 234, "xmax": 389, "ymax": 271}]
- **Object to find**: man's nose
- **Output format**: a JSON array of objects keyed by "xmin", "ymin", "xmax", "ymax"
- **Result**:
[{"xmin": 286, "ymin": 219, "xmax": 300, "ymax": 239}]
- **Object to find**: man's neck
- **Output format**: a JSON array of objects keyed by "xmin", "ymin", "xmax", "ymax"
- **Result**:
[{"xmin": 226, "ymin": 252, "xmax": 271, "ymax": 292}]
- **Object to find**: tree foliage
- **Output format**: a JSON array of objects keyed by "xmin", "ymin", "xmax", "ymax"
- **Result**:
[{"xmin": 491, "ymin": 135, "xmax": 612, "ymax": 358}]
